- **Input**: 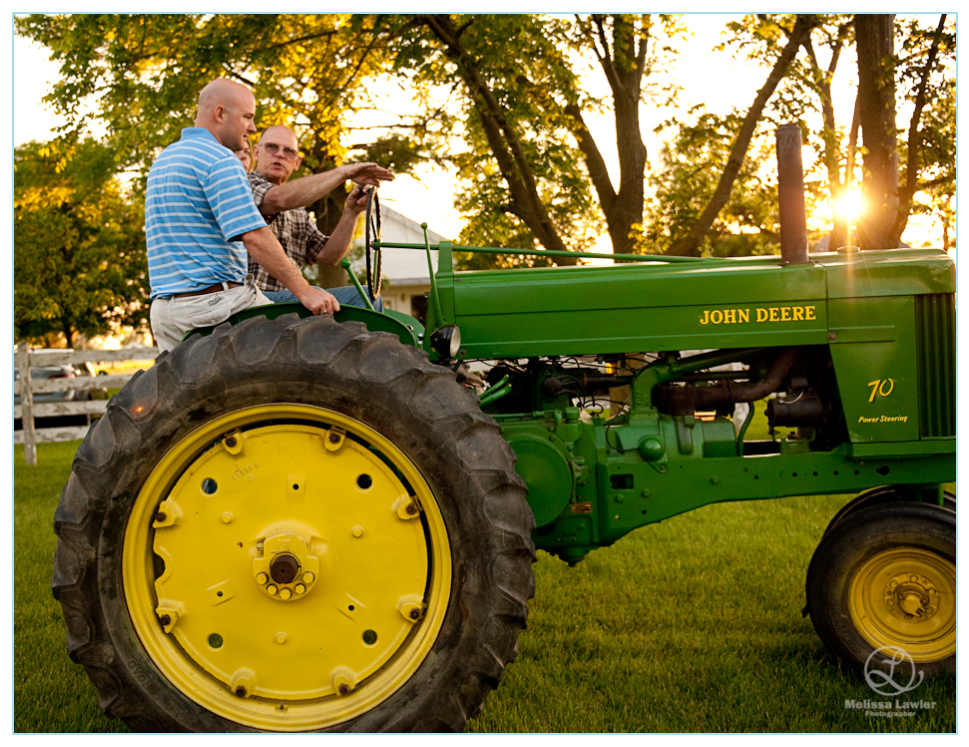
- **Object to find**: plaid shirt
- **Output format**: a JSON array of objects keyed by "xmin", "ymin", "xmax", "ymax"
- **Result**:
[{"xmin": 247, "ymin": 170, "xmax": 329, "ymax": 292}]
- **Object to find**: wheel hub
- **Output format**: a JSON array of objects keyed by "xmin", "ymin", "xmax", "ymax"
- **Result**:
[
  {"xmin": 884, "ymin": 572, "xmax": 937, "ymax": 620},
  {"xmin": 151, "ymin": 425, "xmax": 430, "ymax": 699},
  {"xmin": 252, "ymin": 532, "xmax": 320, "ymax": 601}
]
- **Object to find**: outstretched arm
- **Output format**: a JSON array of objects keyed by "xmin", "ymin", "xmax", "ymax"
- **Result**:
[{"xmin": 259, "ymin": 163, "xmax": 393, "ymax": 214}]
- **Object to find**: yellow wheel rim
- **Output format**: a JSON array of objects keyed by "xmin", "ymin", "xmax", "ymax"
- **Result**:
[
  {"xmin": 848, "ymin": 547, "xmax": 955, "ymax": 662},
  {"xmin": 122, "ymin": 405, "xmax": 451, "ymax": 731}
]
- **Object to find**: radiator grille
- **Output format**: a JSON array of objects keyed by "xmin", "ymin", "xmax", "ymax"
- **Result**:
[{"xmin": 915, "ymin": 293, "xmax": 956, "ymax": 438}]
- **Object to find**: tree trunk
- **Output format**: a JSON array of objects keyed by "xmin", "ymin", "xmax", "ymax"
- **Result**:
[
  {"xmin": 316, "ymin": 261, "xmax": 349, "ymax": 290},
  {"xmin": 855, "ymin": 14, "xmax": 899, "ymax": 250},
  {"xmin": 580, "ymin": 15, "xmax": 648, "ymax": 256},
  {"xmin": 312, "ymin": 188, "xmax": 352, "ymax": 289},
  {"xmin": 609, "ymin": 89, "xmax": 647, "ymax": 255},
  {"xmin": 830, "ymin": 96, "xmax": 861, "ymax": 249}
]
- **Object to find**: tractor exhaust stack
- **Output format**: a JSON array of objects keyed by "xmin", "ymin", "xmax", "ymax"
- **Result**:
[{"xmin": 776, "ymin": 124, "xmax": 810, "ymax": 264}]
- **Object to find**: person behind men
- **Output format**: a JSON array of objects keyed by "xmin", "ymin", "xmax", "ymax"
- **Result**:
[
  {"xmin": 235, "ymin": 136, "xmax": 253, "ymax": 172},
  {"xmin": 246, "ymin": 124, "xmax": 393, "ymax": 309},
  {"xmin": 146, "ymin": 79, "xmax": 335, "ymax": 352}
]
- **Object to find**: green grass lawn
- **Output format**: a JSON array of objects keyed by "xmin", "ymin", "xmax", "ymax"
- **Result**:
[
  {"xmin": 14, "ymin": 440, "xmax": 128, "ymax": 733},
  {"xmin": 15, "ymin": 438, "xmax": 955, "ymax": 733}
]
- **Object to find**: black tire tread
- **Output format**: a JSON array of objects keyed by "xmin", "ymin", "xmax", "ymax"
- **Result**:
[
  {"xmin": 52, "ymin": 314, "xmax": 536, "ymax": 733},
  {"xmin": 823, "ymin": 485, "xmax": 955, "ymax": 536}
]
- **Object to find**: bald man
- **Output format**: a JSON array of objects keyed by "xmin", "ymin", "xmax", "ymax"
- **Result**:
[
  {"xmin": 246, "ymin": 124, "xmax": 393, "ymax": 309},
  {"xmin": 145, "ymin": 79, "xmax": 335, "ymax": 352}
]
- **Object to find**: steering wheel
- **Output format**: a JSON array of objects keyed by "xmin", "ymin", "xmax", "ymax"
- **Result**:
[{"xmin": 364, "ymin": 188, "xmax": 382, "ymax": 299}]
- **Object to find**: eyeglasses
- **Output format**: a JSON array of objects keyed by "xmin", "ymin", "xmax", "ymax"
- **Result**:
[{"xmin": 260, "ymin": 142, "xmax": 300, "ymax": 160}]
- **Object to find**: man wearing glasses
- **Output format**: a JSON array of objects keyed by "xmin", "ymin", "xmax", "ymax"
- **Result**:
[
  {"xmin": 247, "ymin": 125, "xmax": 393, "ymax": 310},
  {"xmin": 146, "ymin": 80, "xmax": 337, "ymax": 352}
]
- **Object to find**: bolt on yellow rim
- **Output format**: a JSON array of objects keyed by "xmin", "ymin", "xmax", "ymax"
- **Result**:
[
  {"xmin": 848, "ymin": 547, "xmax": 955, "ymax": 662},
  {"xmin": 122, "ymin": 405, "xmax": 451, "ymax": 732}
]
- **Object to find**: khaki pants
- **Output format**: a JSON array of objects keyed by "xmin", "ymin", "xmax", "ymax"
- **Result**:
[{"xmin": 150, "ymin": 277, "xmax": 271, "ymax": 352}]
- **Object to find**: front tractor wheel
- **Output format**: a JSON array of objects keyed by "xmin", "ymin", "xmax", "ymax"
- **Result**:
[
  {"xmin": 806, "ymin": 502, "xmax": 955, "ymax": 676},
  {"xmin": 52, "ymin": 314, "xmax": 535, "ymax": 732}
]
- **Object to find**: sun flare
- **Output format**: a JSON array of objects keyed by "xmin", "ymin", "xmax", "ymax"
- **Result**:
[{"xmin": 834, "ymin": 190, "xmax": 865, "ymax": 223}]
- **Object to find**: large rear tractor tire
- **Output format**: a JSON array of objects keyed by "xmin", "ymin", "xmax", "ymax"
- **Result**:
[
  {"xmin": 52, "ymin": 314, "xmax": 536, "ymax": 732},
  {"xmin": 806, "ymin": 502, "xmax": 955, "ymax": 676}
]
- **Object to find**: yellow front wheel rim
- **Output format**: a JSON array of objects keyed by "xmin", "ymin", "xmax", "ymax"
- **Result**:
[
  {"xmin": 848, "ymin": 547, "xmax": 955, "ymax": 662},
  {"xmin": 122, "ymin": 405, "xmax": 451, "ymax": 731}
]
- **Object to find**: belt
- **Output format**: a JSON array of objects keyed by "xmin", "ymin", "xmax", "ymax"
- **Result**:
[{"xmin": 171, "ymin": 281, "xmax": 243, "ymax": 299}]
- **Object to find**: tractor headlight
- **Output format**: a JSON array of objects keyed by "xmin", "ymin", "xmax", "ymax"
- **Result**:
[{"xmin": 430, "ymin": 325, "xmax": 461, "ymax": 360}]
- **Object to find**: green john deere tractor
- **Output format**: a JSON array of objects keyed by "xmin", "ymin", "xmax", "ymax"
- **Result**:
[{"xmin": 52, "ymin": 125, "xmax": 955, "ymax": 732}]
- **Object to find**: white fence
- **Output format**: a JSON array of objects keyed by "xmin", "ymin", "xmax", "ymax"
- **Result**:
[{"xmin": 14, "ymin": 345, "xmax": 160, "ymax": 466}]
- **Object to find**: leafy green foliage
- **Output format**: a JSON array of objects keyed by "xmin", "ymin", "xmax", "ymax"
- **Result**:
[
  {"xmin": 15, "ymin": 13, "xmax": 401, "ymax": 291},
  {"xmin": 15, "ymin": 14, "xmax": 392, "ymax": 178},
  {"xmin": 640, "ymin": 110, "xmax": 800, "ymax": 257},
  {"xmin": 14, "ymin": 138, "xmax": 149, "ymax": 347},
  {"xmin": 354, "ymin": 133, "xmax": 426, "ymax": 177},
  {"xmin": 893, "ymin": 15, "xmax": 956, "ymax": 249},
  {"xmin": 640, "ymin": 14, "xmax": 954, "ymax": 255}
]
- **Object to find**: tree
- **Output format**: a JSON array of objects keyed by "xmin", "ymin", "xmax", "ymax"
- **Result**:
[
  {"xmin": 19, "ymin": 13, "xmax": 954, "ymax": 267},
  {"xmin": 635, "ymin": 14, "xmax": 827, "ymax": 257},
  {"xmin": 570, "ymin": 15, "xmax": 653, "ymax": 257},
  {"xmin": 777, "ymin": 13, "xmax": 954, "ymax": 251},
  {"xmin": 392, "ymin": 14, "xmax": 836, "ymax": 260},
  {"xmin": 14, "ymin": 138, "xmax": 149, "ymax": 347},
  {"xmin": 643, "ymin": 13, "xmax": 955, "ymax": 256},
  {"xmin": 14, "ymin": 13, "xmax": 845, "ymax": 266},
  {"xmin": 889, "ymin": 14, "xmax": 954, "ymax": 249},
  {"xmin": 782, "ymin": 13, "xmax": 955, "ymax": 251},
  {"xmin": 16, "ymin": 15, "xmax": 392, "ymax": 173},
  {"xmin": 390, "ymin": 14, "xmax": 599, "ymax": 263},
  {"xmin": 794, "ymin": 15, "xmax": 856, "ymax": 250},
  {"xmin": 388, "ymin": 14, "xmax": 698, "ymax": 262},
  {"xmin": 663, "ymin": 14, "xmax": 819, "ymax": 256},
  {"xmin": 640, "ymin": 109, "xmax": 784, "ymax": 257},
  {"xmin": 16, "ymin": 13, "xmax": 394, "ymax": 287}
]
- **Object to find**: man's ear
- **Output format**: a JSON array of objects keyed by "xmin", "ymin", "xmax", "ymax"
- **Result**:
[
  {"xmin": 213, "ymin": 105, "xmax": 227, "ymax": 124},
  {"xmin": 294, "ymin": 154, "xmax": 303, "ymax": 171}
]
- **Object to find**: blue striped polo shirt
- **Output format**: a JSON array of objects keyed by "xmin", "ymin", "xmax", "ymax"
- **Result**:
[{"xmin": 146, "ymin": 127, "xmax": 267, "ymax": 299}]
